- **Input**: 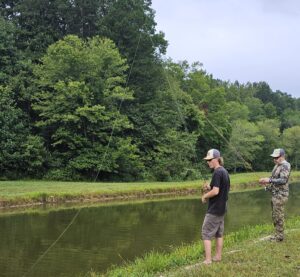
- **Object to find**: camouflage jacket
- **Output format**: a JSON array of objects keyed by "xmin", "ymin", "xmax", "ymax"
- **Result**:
[{"xmin": 265, "ymin": 160, "xmax": 291, "ymax": 198}]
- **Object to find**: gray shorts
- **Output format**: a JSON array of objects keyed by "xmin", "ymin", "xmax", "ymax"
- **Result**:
[{"xmin": 202, "ymin": 213, "xmax": 225, "ymax": 240}]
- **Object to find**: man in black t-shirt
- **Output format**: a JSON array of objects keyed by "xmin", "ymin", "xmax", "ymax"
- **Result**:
[{"xmin": 201, "ymin": 149, "xmax": 230, "ymax": 265}]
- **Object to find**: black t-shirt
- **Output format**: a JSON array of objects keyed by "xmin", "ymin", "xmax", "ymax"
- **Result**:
[{"xmin": 207, "ymin": 166, "xmax": 230, "ymax": 216}]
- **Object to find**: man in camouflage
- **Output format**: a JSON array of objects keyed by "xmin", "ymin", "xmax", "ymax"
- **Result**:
[{"xmin": 259, "ymin": 148, "xmax": 291, "ymax": 242}]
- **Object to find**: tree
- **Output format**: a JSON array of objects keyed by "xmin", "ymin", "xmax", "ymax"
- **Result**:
[
  {"xmin": 253, "ymin": 119, "xmax": 281, "ymax": 170},
  {"xmin": 253, "ymin": 82, "xmax": 273, "ymax": 103},
  {"xmin": 282, "ymin": 126, "xmax": 300, "ymax": 170},
  {"xmin": 0, "ymin": 86, "xmax": 46, "ymax": 178},
  {"xmin": 244, "ymin": 97, "xmax": 266, "ymax": 122},
  {"xmin": 0, "ymin": 16, "xmax": 19, "ymax": 84},
  {"xmin": 198, "ymin": 87, "xmax": 231, "ymax": 153},
  {"xmin": 1, "ymin": 0, "xmax": 167, "ymax": 93},
  {"xmin": 128, "ymin": 68, "xmax": 205, "ymax": 181},
  {"xmin": 281, "ymin": 109, "xmax": 300, "ymax": 129},
  {"xmin": 98, "ymin": 0, "xmax": 168, "ymax": 100},
  {"xmin": 32, "ymin": 35, "xmax": 143, "ymax": 180},
  {"xmin": 223, "ymin": 120, "xmax": 264, "ymax": 172},
  {"xmin": 225, "ymin": 101, "xmax": 249, "ymax": 121},
  {"xmin": 181, "ymin": 64, "xmax": 231, "ymax": 156},
  {"xmin": 264, "ymin": 102, "xmax": 277, "ymax": 119},
  {"xmin": 253, "ymin": 82, "xmax": 295, "ymax": 114}
]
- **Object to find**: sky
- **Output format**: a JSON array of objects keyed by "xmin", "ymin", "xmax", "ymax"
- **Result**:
[{"xmin": 151, "ymin": 0, "xmax": 300, "ymax": 98}]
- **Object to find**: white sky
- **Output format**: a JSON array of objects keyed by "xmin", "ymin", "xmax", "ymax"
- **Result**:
[{"xmin": 151, "ymin": 0, "xmax": 300, "ymax": 98}]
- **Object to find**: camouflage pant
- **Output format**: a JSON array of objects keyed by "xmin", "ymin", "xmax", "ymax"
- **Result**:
[{"xmin": 271, "ymin": 196, "xmax": 288, "ymax": 240}]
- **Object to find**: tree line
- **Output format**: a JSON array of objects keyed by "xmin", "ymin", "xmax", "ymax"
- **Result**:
[{"xmin": 1, "ymin": 0, "xmax": 300, "ymax": 181}]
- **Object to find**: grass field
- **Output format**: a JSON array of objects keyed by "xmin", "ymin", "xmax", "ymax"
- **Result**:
[{"xmin": 1, "ymin": 171, "xmax": 300, "ymax": 208}]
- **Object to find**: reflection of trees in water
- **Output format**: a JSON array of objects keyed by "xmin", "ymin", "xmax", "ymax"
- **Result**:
[
  {"xmin": 286, "ymin": 183, "xmax": 300, "ymax": 216},
  {"xmin": 0, "ymin": 200, "xmax": 205, "ymax": 276},
  {"xmin": 227, "ymin": 183, "xmax": 300, "ymax": 231},
  {"xmin": 226, "ymin": 190, "xmax": 271, "ymax": 231}
]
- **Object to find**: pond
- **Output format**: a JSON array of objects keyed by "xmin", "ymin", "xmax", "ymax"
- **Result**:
[{"xmin": 1, "ymin": 184, "xmax": 300, "ymax": 276}]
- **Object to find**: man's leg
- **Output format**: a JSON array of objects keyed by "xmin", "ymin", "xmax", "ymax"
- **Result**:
[
  {"xmin": 203, "ymin": 239, "xmax": 212, "ymax": 263},
  {"xmin": 202, "ymin": 214, "xmax": 215, "ymax": 264},
  {"xmin": 272, "ymin": 197, "xmax": 287, "ymax": 241},
  {"xmin": 214, "ymin": 236, "xmax": 223, "ymax": 261},
  {"xmin": 213, "ymin": 217, "xmax": 224, "ymax": 261}
]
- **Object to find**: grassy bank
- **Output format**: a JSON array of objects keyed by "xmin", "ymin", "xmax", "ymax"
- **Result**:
[
  {"xmin": 98, "ymin": 216, "xmax": 300, "ymax": 277},
  {"xmin": 1, "ymin": 172, "xmax": 300, "ymax": 208},
  {"xmin": 169, "ymin": 229, "xmax": 300, "ymax": 277}
]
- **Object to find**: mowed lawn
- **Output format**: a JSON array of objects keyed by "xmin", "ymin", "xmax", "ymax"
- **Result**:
[{"xmin": 0, "ymin": 172, "xmax": 299, "ymax": 204}]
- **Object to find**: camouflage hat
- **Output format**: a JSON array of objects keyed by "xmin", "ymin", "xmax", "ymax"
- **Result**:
[
  {"xmin": 203, "ymin": 149, "xmax": 221, "ymax": 160},
  {"xmin": 270, "ymin": 148, "xmax": 285, "ymax": 158}
]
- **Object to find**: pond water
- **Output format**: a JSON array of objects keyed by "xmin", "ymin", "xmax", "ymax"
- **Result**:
[{"xmin": 0, "ymin": 184, "xmax": 300, "ymax": 276}]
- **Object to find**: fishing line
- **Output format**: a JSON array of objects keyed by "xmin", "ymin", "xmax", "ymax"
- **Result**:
[
  {"xmin": 23, "ymin": 209, "xmax": 81, "ymax": 277},
  {"xmin": 24, "ymin": 17, "xmax": 260, "ymax": 275},
  {"xmin": 204, "ymin": 117, "xmax": 260, "ymax": 177},
  {"xmin": 23, "ymin": 33, "xmax": 142, "ymax": 276},
  {"xmin": 159, "ymin": 58, "xmax": 188, "ymax": 133},
  {"xmin": 148, "ymin": 35, "xmax": 260, "ymax": 180},
  {"xmin": 94, "ymin": 32, "xmax": 142, "ymax": 181}
]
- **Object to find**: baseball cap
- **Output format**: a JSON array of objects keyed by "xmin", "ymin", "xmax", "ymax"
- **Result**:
[
  {"xmin": 203, "ymin": 149, "xmax": 221, "ymax": 160},
  {"xmin": 270, "ymin": 148, "xmax": 285, "ymax": 158}
]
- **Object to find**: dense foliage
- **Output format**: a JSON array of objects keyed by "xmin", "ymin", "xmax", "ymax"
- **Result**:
[{"xmin": 0, "ymin": 1, "xmax": 299, "ymax": 180}]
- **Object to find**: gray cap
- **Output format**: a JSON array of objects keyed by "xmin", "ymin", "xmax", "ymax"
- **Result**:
[
  {"xmin": 270, "ymin": 148, "xmax": 285, "ymax": 158},
  {"xmin": 203, "ymin": 149, "xmax": 221, "ymax": 160}
]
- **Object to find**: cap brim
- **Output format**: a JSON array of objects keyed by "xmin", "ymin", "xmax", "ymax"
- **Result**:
[
  {"xmin": 203, "ymin": 156, "xmax": 212, "ymax": 160},
  {"xmin": 270, "ymin": 154, "xmax": 280, "ymax": 158}
]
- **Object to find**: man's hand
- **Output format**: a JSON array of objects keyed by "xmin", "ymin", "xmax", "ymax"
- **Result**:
[
  {"xmin": 202, "ymin": 186, "xmax": 219, "ymax": 204},
  {"xmin": 202, "ymin": 182, "xmax": 211, "ymax": 193},
  {"xmin": 259, "ymin": 177, "xmax": 270, "ymax": 185}
]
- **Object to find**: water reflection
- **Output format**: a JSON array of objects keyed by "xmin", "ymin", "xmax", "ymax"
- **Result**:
[{"xmin": 0, "ymin": 184, "xmax": 299, "ymax": 276}]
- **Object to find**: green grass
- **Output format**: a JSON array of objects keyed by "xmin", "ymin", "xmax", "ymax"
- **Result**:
[
  {"xmin": 98, "ymin": 216, "xmax": 300, "ymax": 277},
  {"xmin": 0, "ymin": 171, "xmax": 299, "ymax": 207},
  {"xmin": 169, "ymin": 230, "xmax": 300, "ymax": 277}
]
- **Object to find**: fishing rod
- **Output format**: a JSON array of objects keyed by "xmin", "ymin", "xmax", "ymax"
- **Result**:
[
  {"xmin": 204, "ymin": 116, "xmax": 260, "ymax": 178},
  {"xmin": 146, "ymin": 39, "xmax": 265, "ymax": 203}
]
